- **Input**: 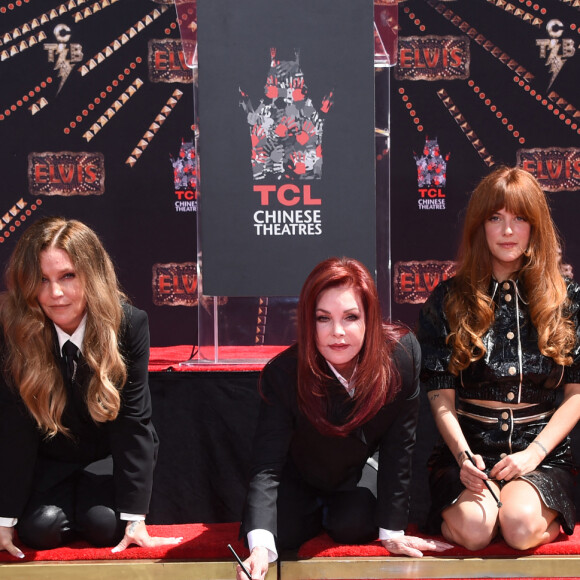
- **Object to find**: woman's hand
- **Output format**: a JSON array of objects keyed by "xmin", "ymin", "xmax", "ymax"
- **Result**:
[
  {"xmin": 236, "ymin": 545, "xmax": 269, "ymax": 580},
  {"xmin": 459, "ymin": 452, "xmax": 489, "ymax": 492},
  {"xmin": 111, "ymin": 520, "xmax": 182, "ymax": 553},
  {"xmin": 381, "ymin": 535, "xmax": 453, "ymax": 557},
  {"xmin": 489, "ymin": 445, "xmax": 544, "ymax": 482},
  {"xmin": 0, "ymin": 526, "xmax": 24, "ymax": 559}
]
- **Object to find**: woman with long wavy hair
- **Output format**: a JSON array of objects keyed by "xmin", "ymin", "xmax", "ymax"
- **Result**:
[
  {"xmin": 418, "ymin": 166, "xmax": 580, "ymax": 551},
  {"xmin": 0, "ymin": 217, "xmax": 181, "ymax": 558},
  {"xmin": 236, "ymin": 257, "xmax": 451, "ymax": 580}
]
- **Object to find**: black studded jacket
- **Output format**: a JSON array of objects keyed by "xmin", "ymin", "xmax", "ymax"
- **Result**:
[{"xmin": 417, "ymin": 276, "xmax": 580, "ymax": 404}]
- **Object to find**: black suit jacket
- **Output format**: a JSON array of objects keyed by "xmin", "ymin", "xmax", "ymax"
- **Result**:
[
  {"xmin": 241, "ymin": 331, "xmax": 421, "ymax": 537},
  {"xmin": 0, "ymin": 304, "xmax": 158, "ymax": 518}
]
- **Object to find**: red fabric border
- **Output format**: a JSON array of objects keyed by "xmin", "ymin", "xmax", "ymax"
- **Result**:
[
  {"xmin": 298, "ymin": 523, "xmax": 580, "ymax": 558},
  {"xmin": 148, "ymin": 345, "xmax": 284, "ymax": 372},
  {"xmin": 0, "ymin": 523, "xmax": 246, "ymax": 562}
]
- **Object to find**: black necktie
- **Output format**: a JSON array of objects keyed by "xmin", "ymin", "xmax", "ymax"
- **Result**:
[{"xmin": 62, "ymin": 340, "xmax": 79, "ymax": 384}]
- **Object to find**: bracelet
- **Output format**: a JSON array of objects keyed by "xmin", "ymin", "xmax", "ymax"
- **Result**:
[{"xmin": 532, "ymin": 440, "xmax": 548, "ymax": 456}]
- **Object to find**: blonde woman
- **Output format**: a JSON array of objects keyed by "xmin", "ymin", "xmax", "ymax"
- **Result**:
[
  {"xmin": 418, "ymin": 167, "xmax": 580, "ymax": 551},
  {"xmin": 0, "ymin": 217, "xmax": 180, "ymax": 558}
]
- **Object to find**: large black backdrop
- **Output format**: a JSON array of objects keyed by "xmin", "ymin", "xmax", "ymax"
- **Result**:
[{"xmin": 0, "ymin": 0, "xmax": 578, "ymax": 343}]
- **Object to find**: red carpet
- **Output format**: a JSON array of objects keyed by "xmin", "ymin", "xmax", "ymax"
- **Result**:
[
  {"xmin": 2, "ymin": 522, "xmax": 579, "ymax": 563},
  {"xmin": 0, "ymin": 523, "xmax": 247, "ymax": 562},
  {"xmin": 297, "ymin": 523, "xmax": 580, "ymax": 558}
]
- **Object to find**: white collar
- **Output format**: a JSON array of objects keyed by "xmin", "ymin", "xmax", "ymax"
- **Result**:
[
  {"xmin": 54, "ymin": 314, "xmax": 87, "ymax": 355},
  {"xmin": 326, "ymin": 361, "xmax": 356, "ymax": 397}
]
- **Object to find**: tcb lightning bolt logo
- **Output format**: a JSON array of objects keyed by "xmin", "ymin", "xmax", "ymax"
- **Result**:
[
  {"xmin": 536, "ymin": 20, "xmax": 577, "ymax": 90},
  {"xmin": 44, "ymin": 24, "xmax": 84, "ymax": 94}
]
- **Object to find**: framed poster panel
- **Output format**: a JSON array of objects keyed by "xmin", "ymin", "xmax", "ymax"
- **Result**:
[{"xmin": 197, "ymin": 0, "xmax": 376, "ymax": 296}]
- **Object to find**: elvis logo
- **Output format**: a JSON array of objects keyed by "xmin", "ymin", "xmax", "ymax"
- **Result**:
[
  {"xmin": 239, "ymin": 48, "xmax": 334, "ymax": 181},
  {"xmin": 28, "ymin": 152, "xmax": 105, "ymax": 196},
  {"xmin": 393, "ymin": 260, "xmax": 457, "ymax": 304},
  {"xmin": 517, "ymin": 148, "xmax": 580, "ymax": 192},
  {"xmin": 152, "ymin": 262, "xmax": 197, "ymax": 307},
  {"xmin": 395, "ymin": 36, "xmax": 470, "ymax": 81},
  {"xmin": 43, "ymin": 24, "xmax": 83, "ymax": 94},
  {"xmin": 414, "ymin": 137, "xmax": 450, "ymax": 210},
  {"xmin": 536, "ymin": 20, "xmax": 577, "ymax": 90},
  {"xmin": 148, "ymin": 39, "xmax": 193, "ymax": 84}
]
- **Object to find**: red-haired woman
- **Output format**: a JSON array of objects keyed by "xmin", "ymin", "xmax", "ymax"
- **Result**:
[
  {"xmin": 237, "ymin": 257, "xmax": 451, "ymax": 580},
  {"xmin": 418, "ymin": 166, "xmax": 580, "ymax": 551}
]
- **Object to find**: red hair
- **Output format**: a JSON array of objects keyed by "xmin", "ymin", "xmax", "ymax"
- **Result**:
[
  {"xmin": 446, "ymin": 166, "xmax": 574, "ymax": 374},
  {"xmin": 296, "ymin": 257, "xmax": 404, "ymax": 436}
]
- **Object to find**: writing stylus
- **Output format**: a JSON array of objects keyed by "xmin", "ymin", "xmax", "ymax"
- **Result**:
[
  {"xmin": 464, "ymin": 449, "xmax": 502, "ymax": 508},
  {"xmin": 228, "ymin": 543, "xmax": 252, "ymax": 580}
]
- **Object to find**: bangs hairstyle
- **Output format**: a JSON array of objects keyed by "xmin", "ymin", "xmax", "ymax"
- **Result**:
[
  {"xmin": 446, "ymin": 166, "xmax": 575, "ymax": 374},
  {"xmin": 1, "ymin": 217, "xmax": 128, "ymax": 436},
  {"xmin": 294, "ymin": 257, "xmax": 404, "ymax": 436}
]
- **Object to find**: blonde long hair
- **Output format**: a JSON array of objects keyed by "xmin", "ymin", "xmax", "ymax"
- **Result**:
[
  {"xmin": 446, "ymin": 166, "xmax": 575, "ymax": 375},
  {"xmin": 1, "ymin": 217, "xmax": 128, "ymax": 436}
]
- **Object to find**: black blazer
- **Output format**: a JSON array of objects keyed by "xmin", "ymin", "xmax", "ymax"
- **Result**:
[
  {"xmin": 241, "ymin": 331, "xmax": 421, "ymax": 537},
  {"xmin": 0, "ymin": 304, "xmax": 158, "ymax": 518}
]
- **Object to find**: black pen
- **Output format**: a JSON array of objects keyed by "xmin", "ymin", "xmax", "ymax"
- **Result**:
[
  {"xmin": 228, "ymin": 543, "xmax": 252, "ymax": 580},
  {"xmin": 464, "ymin": 449, "xmax": 503, "ymax": 508}
]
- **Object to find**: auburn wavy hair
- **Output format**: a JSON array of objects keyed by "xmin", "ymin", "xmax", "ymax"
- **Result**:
[
  {"xmin": 294, "ymin": 257, "xmax": 405, "ymax": 436},
  {"xmin": 0, "ymin": 217, "xmax": 128, "ymax": 436},
  {"xmin": 445, "ymin": 166, "xmax": 575, "ymax": 375}
]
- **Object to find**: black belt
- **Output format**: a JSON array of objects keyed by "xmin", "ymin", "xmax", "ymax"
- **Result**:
[{"xmin": 456, "ymin": 399, "xmax": 554, "ymax": 424}]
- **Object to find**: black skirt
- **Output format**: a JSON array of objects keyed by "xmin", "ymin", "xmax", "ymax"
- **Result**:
[{"xmin": 425, "ymin": 400, "xmax": 577, "ymax": 535}]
